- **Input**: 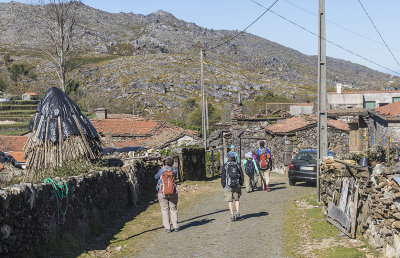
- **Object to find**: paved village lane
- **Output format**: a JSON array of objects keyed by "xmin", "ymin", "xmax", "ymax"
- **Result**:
[{"xmin": 136, "ymin": 173, "xmax": 314, "ymax": 258}]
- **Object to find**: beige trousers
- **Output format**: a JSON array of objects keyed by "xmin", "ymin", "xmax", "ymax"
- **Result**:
[
  {"xmin": 244, "ymin": 172, "xmax": 256, "ymax": 192},
  {"xmin": 263, "ymin": 170, "xmax": 270, "ymax": 185},
  {"xmin": 158, "ymin": 192, "xmax": 179, "ymax": 230}
]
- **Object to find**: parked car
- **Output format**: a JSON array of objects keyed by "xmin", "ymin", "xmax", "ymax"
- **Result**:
[{"xmin": 288, "ymin": 149, "xmax": 334, "ymax": 186}]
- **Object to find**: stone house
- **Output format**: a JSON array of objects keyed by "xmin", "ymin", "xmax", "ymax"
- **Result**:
[
  {"xmin": 21, "ymin": 92, "xmax": 39, "ymax": 100},
  {"xmin": 265, "ymin": 116, "xmax": 350, "ymax": 173},
  {"xmin": 368, "ymin": 101, "xmax": 400, "ymax": 147},
  {"xmin": 90, "ymin": 114, "xmax": 200, "ymax": 149}
]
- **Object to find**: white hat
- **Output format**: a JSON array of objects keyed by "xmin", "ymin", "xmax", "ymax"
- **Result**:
[{"xmin": 245, "ymin": 152, "xmax": 252, "ymax": 158}]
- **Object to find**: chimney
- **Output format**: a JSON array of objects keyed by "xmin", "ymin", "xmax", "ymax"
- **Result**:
[
  {"xmin": 336, "ymin": 83, "xmax": 342, "ymax": 94},
  {"xmin": 94, "ymin": 108, "xmax": 107, "ymax": 119}
]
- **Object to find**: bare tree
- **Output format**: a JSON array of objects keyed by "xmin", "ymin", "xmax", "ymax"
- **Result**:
[{"xmin": 29, "ymin": 0, "xmax": 82, "ymax": 92}]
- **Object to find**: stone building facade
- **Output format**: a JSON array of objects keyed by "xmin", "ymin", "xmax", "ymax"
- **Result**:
[{"xmin": 265, "ymin": 116, "xmax": 350, "ymax": 173}]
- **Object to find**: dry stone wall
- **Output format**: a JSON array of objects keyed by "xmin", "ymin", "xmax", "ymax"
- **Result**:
[
  {"xmin": 0, "ymin": 160, "xmax": 162, "ymax": 257},
  {"xmin": 320, "ymin": 159, "xmax": 400, "ymax": 257}
]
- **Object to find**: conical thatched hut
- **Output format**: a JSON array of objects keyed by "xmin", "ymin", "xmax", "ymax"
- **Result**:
[{"xmin": 24, "ymin": 87, "xmax": 102, "ymax": 171}]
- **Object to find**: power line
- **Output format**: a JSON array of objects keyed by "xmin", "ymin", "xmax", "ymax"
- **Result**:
[
  {"xmin": 356, "ymin": 0, "xmax": 400, "ymax": 72},
  {"xmin": 283, "ymin": 0, "xmax": 400, "ymax": 53},
  {"xmin": 249, "ymin": 0, "xmax": 400, "ymax": 76},
  {"xmin": 207, "ymin": 0, "xmax": 280, "ymax": 51}
]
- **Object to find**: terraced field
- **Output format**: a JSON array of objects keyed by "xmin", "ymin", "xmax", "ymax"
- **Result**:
[{"xmin": 0, "ymin": 100, "xmax": 38, "ymax": 135}]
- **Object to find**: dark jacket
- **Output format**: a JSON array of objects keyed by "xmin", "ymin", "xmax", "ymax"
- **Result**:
[{"xmin": 221, "ymin": 161, "xmax": 244, "ymax": 188}]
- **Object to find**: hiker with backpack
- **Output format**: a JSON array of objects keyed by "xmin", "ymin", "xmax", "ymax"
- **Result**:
[
  {"xmin": 243, "ymin": 151, "xmax": 259, "ymax": 193},
  {"xmin": 257, "ymin": 141, "xmax": 273, "ymax": 192},
  {"xmin": 224, "ymin": 144, "xmax": 240, "ymax": 164},
  {"xmin": 221, "ymin": 153, "xmax": 244, "ymax": 222},
  {"xmin": 154, "ymin": 156, "xmax": 179, "ymax": 232}
]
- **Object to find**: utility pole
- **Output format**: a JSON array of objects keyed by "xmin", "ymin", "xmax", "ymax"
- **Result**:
[
  {"xmin": 200, "ymin": 49, "xmax": 207, "ymax": 149},
  {"xmin": 206, "ymin": 97, "xmax": 209, "ymax": 132},
  {"xmin": 317, "ymin": 0, "xmax": 328, "ymax": 204}
]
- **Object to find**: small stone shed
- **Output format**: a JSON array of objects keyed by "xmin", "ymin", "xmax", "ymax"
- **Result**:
[
  {"xmin": 368, "ymin": 101, "xmax": 400, "ymax": 147},
  {"xmin": 21, "ymin": 92, "xmax": 39, "ymax": 101},
  {"xmin": 265, "ymin": 115, "xmax": 350, "ymax": 173}
]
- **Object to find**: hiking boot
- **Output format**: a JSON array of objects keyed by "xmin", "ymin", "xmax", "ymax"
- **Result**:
[
  {"xmin": 174, "ymin": 228, "xmax": 180, "ymax": 232},
  {"xmin": 236, "ymin": 213, "xmax": 243, "ymax": 221},
  {"xmin": 165, "ymin": 229, "xmax": 172, "ymax": 233},
  {"xmin": 230, "ymin": 214, "xmax": 236, "ymax": 222},
  {"xmin": 266, "ymin": 185, "xmax": 271, "ymax": 192}
]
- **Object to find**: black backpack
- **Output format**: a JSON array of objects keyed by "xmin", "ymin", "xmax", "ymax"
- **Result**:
[
  {"xmin": 226, "ymin": 162, "xmax": 240, "ymax": 188},
  {"xmin": 245, "ymin": 158, "xmax": 255, "ymax": 175}
]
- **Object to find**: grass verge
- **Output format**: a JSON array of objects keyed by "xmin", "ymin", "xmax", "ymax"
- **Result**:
[{"xmin": 283, "ymin": 193, "xmax": 378, "ymax": 257}]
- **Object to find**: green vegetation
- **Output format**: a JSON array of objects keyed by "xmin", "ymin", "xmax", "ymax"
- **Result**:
[
  {"xmin": 107, "ymin": 42, "xmax": 135, "ymax": 56},
  {"xmin": 0, "ymin": 77, "xmax": 6, "ymax": 92},
  {"xmin": 67, "ymin": 55, "xmax": 119, "ymax": 70},
  {"xmin": 283, "ymin": 193, "xmax": 377, "ymax": 257}
]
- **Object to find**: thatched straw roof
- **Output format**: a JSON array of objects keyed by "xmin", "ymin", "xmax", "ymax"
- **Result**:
[{"xmin": 24, "ymin": 87, "xmax": 102, "ymax": 171}]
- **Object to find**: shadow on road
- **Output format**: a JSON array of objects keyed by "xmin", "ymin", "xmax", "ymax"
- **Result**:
[
  {"xmin": 269, "ymin": 186, "xmax": 287, "ymax": 191},
  {"xmin": 115, "ymin": 208, "xmax": 228, "ymax": 243},
  {"xmin": 180, "ymin": 218, "xmax": 215, "ymax": 230},
  {"xmin": 241, "ymin": 211, "xmax": 269, "ymax": 220},
  {"xmin": 295, "ymin": 182, "xmax": 317, "ymax": 187}
]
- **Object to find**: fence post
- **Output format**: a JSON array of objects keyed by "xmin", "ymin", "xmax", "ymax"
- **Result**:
[{"xmin": 211, "ymin": 150, "xmax": 215, "ymax": 177}]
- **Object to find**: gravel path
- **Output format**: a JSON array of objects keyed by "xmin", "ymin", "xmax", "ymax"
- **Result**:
[{"xmin": 135, "ymin": 173, "xmax": 314, "ymax": 258}]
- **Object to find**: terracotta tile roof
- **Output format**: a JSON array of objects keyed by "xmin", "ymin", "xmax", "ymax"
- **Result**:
[
  {"xmin": 0, "ymin": 163, "xmax": 3, "ymax": 170},
  {"xmin": 266, "ymin": 115, "xmax": 350, "ymax": 134},
  {"xmin": 0, "ymin": 136, "xmax": 28, "ymax": 152},
  {"xmin": 91, "ymin": 116, "xmax": 159, "ymax": 136},
  {"xmin": 327, "ymin": 119, "xmax": 351, "ymax": 131},
  {"xmin": 91, "ymin": 114, "xmax": 200, "ymax": 149},
  {"xmin": 329, "ymin": 90, "xmax": 400, "ymax": 95},
  {"xmin": 375, "ymin": 101, "xmax": 400, "ymax": 119},
  {"xmin": 8, "ymin": 151, "xmax": 26, "ymax": 163},
  {"xmin": 24, "ymin": 92, "xmax": 38, "ymax": 96}
]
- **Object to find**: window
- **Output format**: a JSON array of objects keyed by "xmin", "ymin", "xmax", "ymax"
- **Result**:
[
  {"xmin": 393, "ymin": 97, "xmax": 400, "ymax": 103},
  {"xmin": 363, "ymin": 101, "xmax": 376, "ymax": 109}
]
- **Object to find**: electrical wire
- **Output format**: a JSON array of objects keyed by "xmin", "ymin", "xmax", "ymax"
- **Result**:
[
  {"xmin": 249, "ymin": 0, "xmax": 400, "ymax": 76},
  {"xmin": 207, "ymin": 0, "xmax": 280, "ymax": 51},
  {"xmin": 356, "ymin": 0, "xmax": 400, "ymax": 72},
  {"xmin": 283, "ymin": 0, "xmax": 400, "ymax": 53}
]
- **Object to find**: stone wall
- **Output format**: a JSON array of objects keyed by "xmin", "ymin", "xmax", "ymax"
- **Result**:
[
  {"xmin": 266, "ymin": 127, "xmax": 350, "ymax": 173},
  {"xmin": 0, "ymin": 159, "xmax": 162, "ymax": 257},
  {"xmin": 320, "ymin": 159, "xmax": 400, "ymax": 257},
  {"xmin": 368, "ymin": 115, "xmax": 389, "ymax": 147},
  {"xmin": 178, "ymin": 148, "xmax": 206, "ymax": 181}
]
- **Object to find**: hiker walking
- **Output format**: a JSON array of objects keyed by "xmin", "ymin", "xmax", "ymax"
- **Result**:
[
  {"xmin": 243, "ymin": 151, "xmax": 259, "ymax": 192},
  {"xmin": 221, "ymin": 153, "xmax": 244, "ymax": 221},
  {"xmin": 154, "ymin": 156, "xmax": 179, "ymax": 232},
  {"xmin": 224, "ymin": 144, "xmax": 240, "ymax": 164},
  {"xmin": 257, "ymin": 141, "xmax": 273, "ymax": 192},
  {"xmin": 251, "ymin": 149, "xmax": 260, "ymax": 187}
]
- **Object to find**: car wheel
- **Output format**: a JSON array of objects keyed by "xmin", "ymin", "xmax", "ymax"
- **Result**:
[{"xmin": 289, "ymin": 179, "xmax": 296, "ymax": 186}]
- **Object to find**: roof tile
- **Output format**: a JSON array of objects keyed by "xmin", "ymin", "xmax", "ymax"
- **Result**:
[
  {"xmin": 266, "ymin": 115, "xmax": 350, "ymax": 134},
  {"xmin": 0, "ymin": 136, "xmax": 28, "ymax": 152},
  {"xmin": 375, "ymin": 101, "xmax": 400, "ymax": 119}
]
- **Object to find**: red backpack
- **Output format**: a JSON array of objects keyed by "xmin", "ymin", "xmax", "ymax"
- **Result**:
[
  {"xmin": 161, "ymin": 169, "xmax": 176, "ymax": 195},
  {"xmin": 259, "ymin": 153, "xmax": 268, "ymax": 169}
]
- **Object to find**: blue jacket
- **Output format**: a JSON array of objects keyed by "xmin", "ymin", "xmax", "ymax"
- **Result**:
[
  {"xmin": 155, "ymin": 166, "xmax": 177, "ymax": 192},
  {"xmin": 224, "ymin": 151, "xmax": 240, "ymax": 164}
]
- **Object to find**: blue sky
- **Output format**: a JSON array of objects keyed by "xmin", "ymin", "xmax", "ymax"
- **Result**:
[{"xmin": 2, "ymin": 0, "xmax": 400, "ymax": 75}]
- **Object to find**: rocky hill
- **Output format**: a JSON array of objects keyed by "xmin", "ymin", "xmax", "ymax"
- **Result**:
[{"xmin": 0, "ymin": 2, "xmax": 398, "ymax": 115}]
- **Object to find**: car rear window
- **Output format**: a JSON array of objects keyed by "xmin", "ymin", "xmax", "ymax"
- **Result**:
[{"xmin": 294, "ymin": 152, "xmax": 317, "ymax": 161}]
